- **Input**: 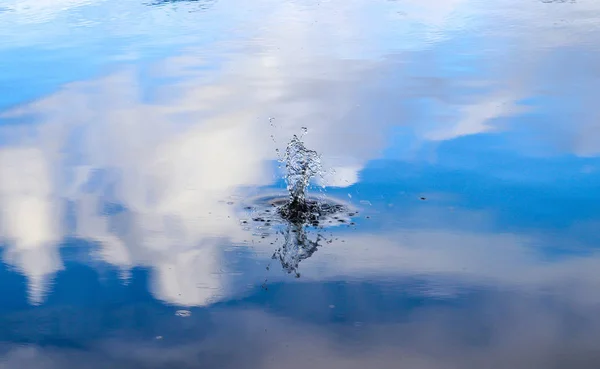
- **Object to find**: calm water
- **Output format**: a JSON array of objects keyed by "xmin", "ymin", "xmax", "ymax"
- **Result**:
[{"xmin": 2, "ymin": 0, "xmax": 600, "ymax": 368}]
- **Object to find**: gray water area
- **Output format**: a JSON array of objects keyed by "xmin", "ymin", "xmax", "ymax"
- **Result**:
[{"xmin": 2, "ymin": 0, "xmax": 600, "ymax": 368}]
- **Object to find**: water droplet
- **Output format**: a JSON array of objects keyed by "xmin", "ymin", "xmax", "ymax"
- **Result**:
[{"xmin": 280, "ymin": 134, "xmax": 322, "ymax": 211}]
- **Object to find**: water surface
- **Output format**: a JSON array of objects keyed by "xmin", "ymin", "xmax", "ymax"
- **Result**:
[{"xmin": 2, "ymin": 0, "xmax": 600, "ymax": 368}]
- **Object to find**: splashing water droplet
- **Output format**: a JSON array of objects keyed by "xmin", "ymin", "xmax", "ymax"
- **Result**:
[
  {"xmin": 266, "ymin": 133, "xmax": 349, "ymax": 226},
  {"xmin": 244, "ymin": 133, "xmax": 356, "ymax": 277},
  {"xmin": 282, "ymin": 134, "xmax": 321, "ymax": 209}
]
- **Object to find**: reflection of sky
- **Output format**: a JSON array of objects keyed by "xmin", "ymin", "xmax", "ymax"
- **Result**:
[
  {"xmin": 0, "ymin": 0, "xmax": 235, "ymax": 110},
  {"xmin": 1, "ymin": 0, "xmax": 600, "ymax": 367}
]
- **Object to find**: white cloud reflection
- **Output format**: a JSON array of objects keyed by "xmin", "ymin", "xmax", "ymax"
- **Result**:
[
  {"xmin": 3, "ymin": 304, "xmax": 600, "ymax": 369},
  {"xmin": 0, "ymin": 147, "xmax": 63, "ymax": 304},
  {"xmin": 0, "ymin": 0, "xmax": 400, "ymax": 305},
  {"xmin": 1, "ymin": 0, "xmax": 600, "ymax": 307}
]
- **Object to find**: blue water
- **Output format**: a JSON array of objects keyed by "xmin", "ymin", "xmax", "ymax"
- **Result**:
[{"xmin": 2, "ymin": 0, "xmax": 600, "ymax": 367}]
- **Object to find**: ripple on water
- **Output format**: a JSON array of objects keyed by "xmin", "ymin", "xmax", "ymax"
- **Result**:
[{"xmin": 243, "ymin": 193, "xmax": 356, "ymax": 228}]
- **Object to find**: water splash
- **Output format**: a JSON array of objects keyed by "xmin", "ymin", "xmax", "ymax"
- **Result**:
[
  {"xmin": 245, "ymin": 132, "xmax": 355, "ymax": 277},
  {"xmin": 283, "ymin": 134, "xmax": 321, "ymax": 209},
  {"xmin": 277, "ymin": 133, "xmax": 341, "ymax": 224}
]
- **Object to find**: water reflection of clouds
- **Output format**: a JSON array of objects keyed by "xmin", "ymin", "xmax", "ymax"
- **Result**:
[
  {"xmin": 0, "ymin": 13, "xmax": 399, "ymax": 305},
  {"xmin": 305, "ymin": 229, "xmax": 600, "ymax": 303},
  {"xmin": 3, "ymin": 302, "xmax": 600, "ymax": 369},
  {"xmin": 1, "ymin": 0, "xmax": 600, "ymax": 308},
  {"xmin": 0, "ymin": 0, "xmax": 101, "ymax": 23},
  {"xmin": 0, "ymin": 147, "xmax": 64, "ymax": 304},
  {"xmin": 379, "ymin": 0, "xmax": 600, "ymax": 157}
]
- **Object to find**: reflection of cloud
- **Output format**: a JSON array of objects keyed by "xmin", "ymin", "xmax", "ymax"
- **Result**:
[
  {"xmin": 150, "ymin": 245, "xmax": 224, "ymax": 306},
  {"xmin": 2, "ymin": 0, "xmax": 600, "ymax": 307},
  {"xmin": 2, "ymin": 301, "xmax": 600, "ymax": 369},
  {"xmin": 0, "ymin": 147, "xmax": 63, "ymax": 305},
  {"xmin": 422, "ymin": 91, "xmax": 528, "ymax": 141},
  {"xmin": 0, "ymin": 0, "xmax": 400, "ymax": 306},
  {"xmin": 412, "ymin": 0, "xmax": 600, "ymax": 154},
  {"xmin": 245, "ymin": 224, "xmax": 600, "ymax": 306},
  {"xmin": 0, "ymin": 0, "xmax": 100, "ymax": 23}
]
